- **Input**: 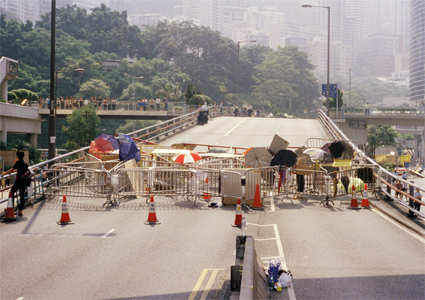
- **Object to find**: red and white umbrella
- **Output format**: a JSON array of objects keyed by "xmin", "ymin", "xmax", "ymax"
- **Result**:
[{"xmin": 172, "ymin": 150, "xmax": 202, "ymax": 164}]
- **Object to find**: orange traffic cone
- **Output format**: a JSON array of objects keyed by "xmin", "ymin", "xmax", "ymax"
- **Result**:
[
  {"xmin": 203, "ymin": 176, "xmax": 211, "ymax": 200},
  {"xmin": 232, "ymin": 198, "xmax": 243, "ymax": 227},
  {"xmin": 144, "ymin": 195, "xmax": 161, "ymax": 225},
  {"xmin": 251, "ymin": 183, "xmax": 263, "ymax": 210},
  {"xmin": 361, "ymin": 184, "xmax": 370, "ymax": 208},
  {"xmin": 349, "ymin": 184, "xmax": 360, "ymax": 209},
  {"xmin": 2, "ymin": 191, "xmax": 17, "ymax": 223},
  {"xmin": 57, "ymin": 195, "xmax": 74, "ymax": 225}
]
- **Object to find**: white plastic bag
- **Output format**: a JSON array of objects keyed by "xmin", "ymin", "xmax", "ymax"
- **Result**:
[{"xmin": 278, "ymin": 271, "xmax": 292, "ymax": 288}]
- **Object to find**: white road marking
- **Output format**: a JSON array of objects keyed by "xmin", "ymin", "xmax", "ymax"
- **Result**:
[
  {"xmin": 101, "ymin": 229, "xmax": 115, "ymax": 239},
  {"xmin": 270, "ymin": 197, "xmax": 276, "ymax": 212},
  {"xmin": 372, "ymin": 208, "xmax": 425, "ymax": 244},
  {"xmin": 223, "ymin": 119, "xmax": 246, "ymax": 136},
  {"xmin": 16, "ymin": 297, "xmax": 25, "ymax": 300}
]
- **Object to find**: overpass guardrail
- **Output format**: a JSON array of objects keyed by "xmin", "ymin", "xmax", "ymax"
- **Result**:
[
  {"xmin": 317, "ymin": 109, "xmax": 424, "ymax": 218},
  {"xmin": 329, "ymin": 106, "xmax": 425, "ymax": 118}
]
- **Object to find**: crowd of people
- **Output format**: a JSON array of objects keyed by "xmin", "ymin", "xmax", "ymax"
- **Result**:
[
  {"xmin": 218, "ymin": 102, "xmax": 269, "ymax": 118},
  {"xmin": 37, "ymin": 96, "xmax": 169, "ymax": 111}
]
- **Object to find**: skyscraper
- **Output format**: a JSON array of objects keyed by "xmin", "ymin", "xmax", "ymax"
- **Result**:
[
  {"xmin": 1, "ymin": 0, "xmax": 34, "ymax": 23},
  {"xmin": 409, "ymin": 0, "xmax": 425, "ymax": 105}
]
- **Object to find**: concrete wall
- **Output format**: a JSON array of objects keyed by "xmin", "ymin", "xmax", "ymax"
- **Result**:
[
  {"xmin": 335, "ymin": 120, "xmax": 367, "ymax": 145},
  {"xmin": 0, "ymin": 102, "xmax": 42, "ymax": 146},
  {"xmin": 0, "ymin": 57, "xmax": 19, "ymax": 101}
]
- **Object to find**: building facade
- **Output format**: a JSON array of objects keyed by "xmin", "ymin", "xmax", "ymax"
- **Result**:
[{"xmin": 409, "ymin": 0, "xmax": 425, "ymax": 105}]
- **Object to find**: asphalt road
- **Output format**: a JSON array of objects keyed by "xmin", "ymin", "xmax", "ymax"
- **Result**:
[
  {"xmin": 1, "ymin": 117, "xmax": 424, "ymax": 300},
  {"xmin": 161, "ymin": 116, "xmax": 329, "ymax": 149}
]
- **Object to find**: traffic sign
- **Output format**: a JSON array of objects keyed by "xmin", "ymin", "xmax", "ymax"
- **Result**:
[{"xmin": 322, "ymin": 84, "xmax": 338, "ymax": 98}]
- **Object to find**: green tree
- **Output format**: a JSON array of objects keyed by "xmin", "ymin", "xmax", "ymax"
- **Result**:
[
  {"xmin": 367, "ymin": 125, "xmax": 400, "ymax": 156},
  {"xmin": 184, "ymin": 83, "xmax": 202, "ymax": 103},
  {"xmin": 116, "ymin": 120, "xmax": 157, "ymax": 135},
  {"xmin": 79, "ymin": 79, "xmax": 111, "ymax": 99},
  {"xmin": 36, "ymin": 4, "xmax": 144, "ymax": 58},
  {"xmin": 0, "ymin": 15, "xmax": 32, "ymax": 59},
  {"xmin": 121, "ymin": 82, "xmax": 153, "ymax": 101},
  {"xmin": 323, "ymin": 89, "xmax": 343, "ymax": 108},
  {"xmin": 62, "ymin": 105, "xmax": 100, "ymax": 151},
  {"xmin": 9, "ymin": 89, "xmax": 38, "ymax": 104},
  {"xmin": 143, "ymin": 21, "xmax": 236, "ymax": 100},
  {"xmin": 190, "ymin": 94, "xmax": 212, "ymax": 105},
  {"xmin": 152, "ymin": 76, "xmax": 185, "ymax": 102},
  {"xmin": 252, "ymin": 46, "xmax": 319, "ymax": 117}
]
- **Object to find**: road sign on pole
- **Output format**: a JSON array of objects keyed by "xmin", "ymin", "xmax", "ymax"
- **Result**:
[{"xmin": 322, "ymin": 84, "xmax": 338, "ymax": 98}]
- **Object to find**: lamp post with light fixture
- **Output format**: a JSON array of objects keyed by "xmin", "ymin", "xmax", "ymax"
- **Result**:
[
  {"xmin": 302, "ymin": 4, "xmax": 330, "ymax": 116},
  {"xmin": 48, "ymin": 0, "xmax": 57, "ymax": 162},
  {"xmin": 237, "ymin": 40, "xmax": 256, "ymax": 107},
  {"xmin": 124, "ymin": 73, "xmax": 144, "ymax": 132},
  {"xmin": 124, "ymin": 73, "xmax": 144, "ymax": 111}
]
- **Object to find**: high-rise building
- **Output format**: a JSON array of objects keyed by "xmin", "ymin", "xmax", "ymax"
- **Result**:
[
  {"xmin": 357, "ymin": 35, "xmax": 400, "ymax": 77},
  {"xmin": 393, "ymin": 0, "xmax": 410, "ymax": 53},
  {"xmin": 199, "ymin": 0, "xmax": 224, "ymax": 33},
  {"xmin": 343, "ymin": 0, "xmax": 371, "ymax": 64},
  {"xmin": 129, "ymin": 14, "xmax": 166, "ymax": 30},
  {"xmin": 175, "ymin": 0, "xmax": 224, "ymax": 33},
  {"xmin": 71, "ymin": 0, "xmax": 108, "ymax": 11},
  {"xmin": 409, "ymin": 0, "xmax": 425, "ymax": 105},
  {"xmin": 36, "ymin": 0, "xmax": 72, "ymax": 22},
  {"xmin": 1, "ymin": 0, "xmax": 34, "ymax": 23}
]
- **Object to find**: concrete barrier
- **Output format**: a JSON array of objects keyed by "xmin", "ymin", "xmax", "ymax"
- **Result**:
[{"xmin": 233, "ymin": 235, "xmax": 269, "ymax": 300}]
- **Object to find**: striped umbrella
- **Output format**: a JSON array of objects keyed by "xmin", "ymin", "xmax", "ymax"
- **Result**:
[{"xmin": 172, "ymin": 150, "xmax": 202, "ymax": 164}]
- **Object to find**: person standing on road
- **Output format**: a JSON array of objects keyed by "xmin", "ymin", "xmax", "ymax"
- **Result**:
[
  {"xmin": 3, "ymin": 151, "xmax": 30, "ymax": 217},
  {"xmin": 413, "ymin": 188, "xmax": 422, "ymax": 217}
]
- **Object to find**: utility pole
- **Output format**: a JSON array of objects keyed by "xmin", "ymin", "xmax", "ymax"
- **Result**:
[{"xmin": 48, "ymin": 0, "xmax": 56, "ymax": 163}]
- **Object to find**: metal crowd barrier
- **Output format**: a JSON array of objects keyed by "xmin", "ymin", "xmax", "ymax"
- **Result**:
[
  {"xmin": 317, "ymin": 109, "xmax": 424, "ymax": 217},
  {"xmin": 0, "ymin": 167, "xmax": 45, "ymax": 205}
]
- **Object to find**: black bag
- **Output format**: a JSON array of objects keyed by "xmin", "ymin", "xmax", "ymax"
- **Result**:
[{"xmin": 21, "ymin": 168, "xmax": 32, "ymax": 186}]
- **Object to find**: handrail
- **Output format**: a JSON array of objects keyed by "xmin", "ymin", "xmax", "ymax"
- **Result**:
[{"xmin": 317, "ymin": 109, "xmax": 424, "ymax": 217}]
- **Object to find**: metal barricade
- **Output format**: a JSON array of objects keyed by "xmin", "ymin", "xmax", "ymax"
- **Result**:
[
  {"xmin": 47, "ymin": 167, "xmax": 111, "ymax": 202},
  {"xmin": 328, "ymin": 165, "xmax": 376, "ymax": 199},
  {"xmin": 113, "ymin": 168, "xmax": 220, "ymax": 206},
  {"xmin": 292, "ymin": 168, "xmax": 328, "ymax": 198},
  {"xmin": 244, "ymin": 167, "xmax": 279, "ymax": 201},
  {"xmin": 221, "ymin": 170, "xmax": 243, "ymax": 204}
]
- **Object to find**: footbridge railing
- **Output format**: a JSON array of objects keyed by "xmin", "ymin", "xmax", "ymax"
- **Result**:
[{"xmin": 317, "ymin": 109, "xmax": 424, "ymax": 218}]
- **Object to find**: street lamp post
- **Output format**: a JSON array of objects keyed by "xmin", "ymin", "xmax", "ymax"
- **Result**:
[
  {"xmin": 302, "ymin": 4, "xmax": 330, "ymax": 117},
  {"xmin": 124, "ymin": 73, "xmax": 144, "ymax": 132},
  {"xmin": 55, "ymin": 68, "xmax": 84, "ymax": 103},
  {"xmin": 124, "ymin": 73, "xmax": 144, "ymax": 111},
  {"xmin": 349, "ymin": 67, "xmax": 351, "ymax": 107},
  {"xmin": 237, "ymin": 40, "xmax": 256, "ymax": 107},
  {"xmin": 48, "ymin": 0, "xmax": 56, "ymax": 162}
]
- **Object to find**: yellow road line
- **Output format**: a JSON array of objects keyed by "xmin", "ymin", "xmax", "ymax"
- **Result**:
[
  {"xmin": 188, "ymin": 269, "xmax": 208, "ymax": 300},
  {"xmin": 189, "ymin": 269, "xmax": 223, "ymax": 300},
  {"xmin": 200, "ymin": 269, "xmax": 221, "ymax": 300}
]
